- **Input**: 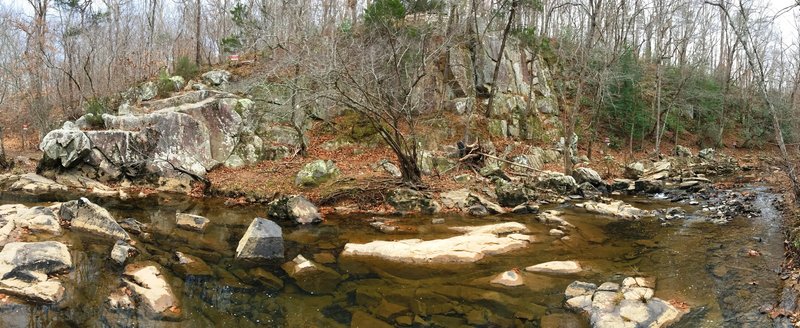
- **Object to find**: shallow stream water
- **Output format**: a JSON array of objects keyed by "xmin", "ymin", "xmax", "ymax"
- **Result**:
[{"xmin": 0, "ymin": 186, "xmax": 787, "ymax": 327}]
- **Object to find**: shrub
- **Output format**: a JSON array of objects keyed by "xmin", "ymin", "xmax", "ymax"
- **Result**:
[
  {"xmin": 174, "ymin": 56, "xmax": 199, "ymax": 80},
  {"xmin": 84, "ymin": 98, "xmax": 107, "ymax": 129},
  {"xmin": 364, "ymin": 0, "xmax": 406, "ymax": 27}
]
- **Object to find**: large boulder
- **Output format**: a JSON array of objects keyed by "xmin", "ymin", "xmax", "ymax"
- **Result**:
[
  {"xmin": 39, "ymin": 129, "xmax": 92, "ymax": 167},
  {"xmin": 624, "ymin": 162, "xmax": 645, "ymax": 179},
  {"xmin": 295, "ymin": 160, "xmax": 340, "ymax": 187},
  {"xmin": 281, "ymin": 255, "xmax": 342, "ymax": 294},
  {"xmin": 59, "ymin": 198, "xmax": 130, "ymax": 240},
  {"xmin": 202, "ymin": 70, "xmax": 231, "ymax": 86},
  {"xmin": 122, "ymin": 263, "xmax": 179, "ymax": 317},
  {"xmin": 267, "ymin": 195, "xmax": 322, "ymax": 225},
  {"xmin": 1, "ymin": 205, "xmax": 61, "ymax": 235},
  {"xmin": 572, "ymin": 167, "xmax": 604, "ymax": 186},
  {"xmin": 0, "ymin": 241, "xmax": 72, "ymax": 303},
  {"xmin": 495, "ymin": 182, "xmax": 532, "ymax": 207},
  {"xmin": 536, "ymin": 171, "xmax": 578, "ymax": 194},
  {"xmin": 235, "ymin": 218, "xmax": 284, "ymax": 260},
  {"xmin": 674, "ymin": 145, "xmax": 693, "ymax": 157}
]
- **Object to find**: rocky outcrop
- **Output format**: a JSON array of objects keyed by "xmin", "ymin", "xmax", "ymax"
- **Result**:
[
  {"xmin": 59, "ymin": 198, "xmax": 130, "ymax": 240},
  {"xmin": 0, "ymin": 173, "xmax": 69, "ymax": 195},
  {"xmin": 122, "ymin": 263, "xmax": 179, "ymax": 318},
  {"xmin": 281, "ymin": 254, "xmax": 342, "ymax": 294},
  {"xmin": 267, "ymin": 195, "xmax": 322, "ymax": 225},
  {"xmin": 624, "ymin": 162, "xmax": 645, "ymax": 179},
  {"xmin": 565, "ymin": 276, "xmax": 685, "ymax": 328},
  {"xmin": 0, "ymin": 241, "xmax": 72, "ymax": 303},
  {"xmin": 341, "ymin": 222, "xmax": 531, "ymax": 263},
  {"xmin": 235, "ymin": 218, "xmax": 284, "ymax": 260},
  {"xmin": 295, "ymin": 160, "xmax": 340, "ymax": 187},
  {"xmin": 535, "ymin": 171, "xmax": 578, "ymax": 194},
  {"xmin": 38, "ymin": 90, "xmax": 262, "ymax": 193}
]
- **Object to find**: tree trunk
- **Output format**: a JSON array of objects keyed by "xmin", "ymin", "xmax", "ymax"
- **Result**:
[
  {"xmin": 485, "ymin": 0, "xmax": 518, "ymax": 117},
  {"xmin": 195, "ymin": 0, "xmax": 202, "ymax": 65}
]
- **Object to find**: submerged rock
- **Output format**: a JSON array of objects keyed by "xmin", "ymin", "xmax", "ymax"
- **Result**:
[
  {"xmin": 565, "ymin": 276, "xmax": 684, "ymax": 328},
  {"xmin": 59, "ymin": 198, "xmax": 130, "ymax": 240},
  {"xmin": 341, "ymin": 222, "xmax": 531, "ymax": 263},
  {"xmin": 175, "ymin": 213, "xmax": 210, "ymax": 231},
  {"xmin": 525, "ymin": 260, "xmax": 582, "ymax": 274},
  {"xmin": 267, "ymin": 195, "xmax": 322, "ymax": 225},
  {"xmin": 281, "ymin": 254, "xmax": 342, "ymax": 294},
  {"xmin": 490, "ymin": 270, "xmax": 524, "ymax": 287},
  {"xmin": 235, "ymin": 218, "xmax": 284, "ymax": 260},
  {"xmin": 122, "ymin": 263, "xmax": 179, "ymax": 317},
  {"xmin": 171, "ymin": 251, "xmax": 214, "ymax": 277}
]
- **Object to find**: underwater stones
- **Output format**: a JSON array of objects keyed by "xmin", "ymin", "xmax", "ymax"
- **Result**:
[
  {"xmin": 247, "ymin": 267, "xmax": 284, "ymax": 291},
  {"xmin": 341, "ymin": 222, "xmax": 531, "ymax": 264},
  {"xmin": 235, "ymin": 218, "xmax": 284, "ymax": 260},
  {"xmin": 175, "ymin": 213, "xmax": 210, "ymax": 232},
  {"xmin": 122, "ymin": 263, "xmax": 178, "ymax": 317},
  {"xmin": 525, "ymin": 261, "xmax": 582, "ymax": 275},
  {"xmin": 267, "ymin": 195, "xmax": 322, "ymax": 225},
  {"xmin": 59, "ymin": 198, "xmax": 130, "ymax": 240},
  {"xmin": 565, "ymin": 276, "xmax": 683, "ymax": 328},
  {"xmin": 171, "ymin": 251, "xmax": 213, "ymax": 277},
  {"xmin": 281, "ymin": 255, "xmax": 341, "ymax": 294}
]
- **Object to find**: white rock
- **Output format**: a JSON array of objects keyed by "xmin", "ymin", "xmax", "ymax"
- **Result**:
[
  {"xmin": 619, "ymin": 299, "xmax": 651, "ymax": 323},
  {"xmin": 565, "ymin": 295, "xmax": 593, "ymax": 312},
  {"xmin": 597, "ymin": 282, "xmax": 620, "ymax": 292},
  {"xmin": 565, "ymin": 281, "xmax": 597, "ymax": 298},
  {"xmin": 342, "ymin": 223, "xmax": 530, "ymax": 263},
  {"xmin": 549, "ymin": 229, "xmax": 565, "ymax": 237},
  {"xmin": 122, "ymin": 264, "xmax": 177, "ymax": 315},
  {"xmin": 622, "ymin": 287, "xmax": 654, "ymax": 301},
  {"xmin": 490, "ymin": 270, "xmax": 524, "ymax": 287},
  {"xmin": 525, "ymin": 260, "xmax": 582, "ymax": 274}
]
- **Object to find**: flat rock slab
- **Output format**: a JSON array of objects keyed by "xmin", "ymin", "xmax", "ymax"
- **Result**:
[
  {"xmin": 342, "ymin": 223, "xmax": 532, "ymax": 264},
  {"xmin": 0, "ymin": 241, "xmax": 72, "ymax": 304},
  {"xmin": 581, "ymin": 200, "xmax": 651, "ymax": 220},
  {"xmin": 59, "ymin": 198, "xmax": 130, "ymax": 240},
  {"xmin": 525, "ymin": 261, "xmax": 582, "ymax": 274}
]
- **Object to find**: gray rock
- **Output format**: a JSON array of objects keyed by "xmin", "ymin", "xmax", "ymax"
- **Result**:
[
  {"xmin": 511, "ymin": 202, "xmax": 539, "ymax": 214},
  {"xmin": 8, "ymin": 174, "xmax": 69, "ymax": 195},
  {"xmin": 468, "ymin": 204, "xmax": 489, "ymax": 216},
  {"xmin": 111, "ymin": 240, "xmax": 135, "ymax": 265},
  {"xmin": 0, "ymin": 241, "xmax": 72, "ymax": 274},
  {"xmin": 643, "ymin": 161, "xmax": 671, "ymax": 180},
  {"xmin": 176, "ymin": 213, "xmax": 210, "ymax": 231},
  {"xmin": 235, "ymin": 218, "xmax": 284, "ymax": 260},
  {"xmin": 581, "ymin": 200, "xmax": 652, "ymax": 220},
  {"xmin": 699, "ymin": 148, "xmax": 715, "ymax": 160},
  {"xmin": 4, "ymin": 205, "xmax": 61, "ymax": 235},
  {"xmin": 675, "ymin": 145, "xmax": 693, "ymax": 157},
  {"xmin": 202, "ymin": 70, "xmax": 231, "ymax": 86},
  {"xmin": 377, "ymin": 159, "xmax": 402, "ymax": 178},
  {"xmin": 39, "ymin": 129, "xmax": 92, "ymax": 167},
  {"xmin": 171, "ymin": 251, "xmax": 213, "ymax": 277},
  {"xmin": 387, "ymin": 188, "xmax": 441, "ymax": 214},
  {"xmin": 139, "ymin": 81, "xmax": 158, "ymax": 101},
  {"xmin": 634, "ymin": 179, "xmax": 664, "ymax": 194},
  {"xmin": 572, "ymin": 167, "xmax": 603, "ymax": 186},
  {"xmin": 281, "ymin": 254, "xmax": 342, "ymax": 294},
  {"xmin": 624, "ymin": 162, "xmax": 645, "ymax": 179},
  {"xmin": 495, "ymin": 182, "xmax": 531, "ymax": 207},
  {"xmin": 59, "ymin": 198, "xmax": 130, "ymax": 240},
  {"xmin": 565, "ymin": 281, "xmax": 597, "ymax": 298},
  {"xmin": 536, "ymin": 171, "xmax": 578, "ymax": 194},
  {"xmin": 267, "ymin": 195, "xmax": 322, "ymax": 225},
  {"xmin": 295, "ymin": 160, "xmax": 340, "ymax": 187},
  {"xmin": 169, "ymin": 76, "xmax": 186, "ymax": 90},
  {"xmin": 0, "ymin": 241, "xmax": 72, "ymax": 304}
]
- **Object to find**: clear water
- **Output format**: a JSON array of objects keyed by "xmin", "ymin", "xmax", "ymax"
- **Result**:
[{"xmin": 0, "ymin": 187, "xmax": 785, "ymax": 327}]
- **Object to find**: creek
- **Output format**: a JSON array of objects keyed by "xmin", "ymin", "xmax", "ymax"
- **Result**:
[{"xmin": 0, "ymin": 185, "xmax": 787, "ymax": 327}]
